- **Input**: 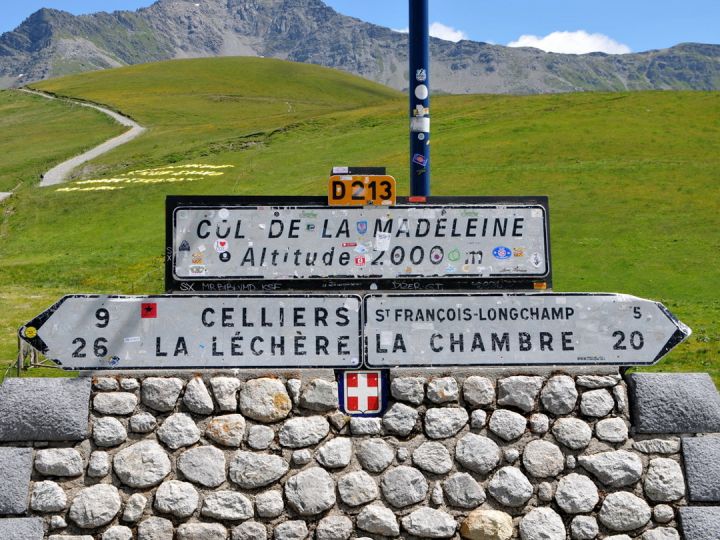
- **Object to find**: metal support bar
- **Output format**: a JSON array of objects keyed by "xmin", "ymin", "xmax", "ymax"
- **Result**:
[{"xmin": 409, "ymin": 0, "xmax": 431, "ymax": 196}]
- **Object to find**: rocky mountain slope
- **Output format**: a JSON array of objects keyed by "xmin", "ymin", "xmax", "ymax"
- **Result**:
[{"xmin": 1, "ymin": 0, "xmax": 719, "ymax": 93}]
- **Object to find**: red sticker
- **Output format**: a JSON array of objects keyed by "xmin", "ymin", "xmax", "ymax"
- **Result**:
[{"xmin": 141, "ymin": 303, "xmax": 157, "ymax": 319}]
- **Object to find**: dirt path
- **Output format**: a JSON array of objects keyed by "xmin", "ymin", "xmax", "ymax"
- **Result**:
[{"xmin": 19, "ymin": 89, "xmax": 146, "ymax": 187}]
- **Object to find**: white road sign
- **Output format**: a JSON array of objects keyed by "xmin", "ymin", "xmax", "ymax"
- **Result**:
[
  {"xmin": 20, "ymin": 295, "xmax": 362, "ymax": 370},
  {"xmin": 364, "ymin": 293, "xmax": 691, "ymax": 367}
]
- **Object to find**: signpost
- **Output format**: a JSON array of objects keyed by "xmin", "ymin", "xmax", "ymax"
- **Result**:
[{"xmin": 409, "ymin": 0, "xmax": 431, "ymax": 196}]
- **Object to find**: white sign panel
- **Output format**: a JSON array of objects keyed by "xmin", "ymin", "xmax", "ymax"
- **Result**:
[
  {"xmin": 20, "ymin": 295, "xmax": 362, "ymax": 370},
  {"xmin": 364, "ymin": 293, "xmax": 691, "ymax": 367}
]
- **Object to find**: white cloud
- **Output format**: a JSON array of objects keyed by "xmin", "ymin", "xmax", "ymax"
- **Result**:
[
  {"xmin": 393, "ymin": 22, "xmax": 469, "ymax": 43},
  {"xmin": 508, "ymin": 30, "xmax": 631, "ymax": 55}
]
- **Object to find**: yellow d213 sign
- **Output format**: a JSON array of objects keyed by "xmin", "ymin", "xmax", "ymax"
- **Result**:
[{"xmin": 328, "ymin": 175, "xmax": 397, "ymax": 206}]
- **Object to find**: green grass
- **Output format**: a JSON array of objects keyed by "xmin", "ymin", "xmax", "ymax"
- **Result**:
[{"xmin": 0, "ymin": 57, "xmax": 717, "ymax": 383}]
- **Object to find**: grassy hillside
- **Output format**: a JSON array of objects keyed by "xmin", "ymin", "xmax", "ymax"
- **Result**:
[{"xmin": 0, "ymin": 57, "xmax": 716, "ymax": 382}]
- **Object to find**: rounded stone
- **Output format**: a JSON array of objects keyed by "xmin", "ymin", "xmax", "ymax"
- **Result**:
[
  {"xmin": 278, "ymin": 416, "xmax": 329, "ymax": 448},
  {"xmin": 93, "ymin": 392, "xmax": 138, "ymax": 415},
  {"xmin": 69, "ymin": 484, "xmax": 121, "ymax": 528},
  {"xmin": 114, "ymin": 440, "xmax": 171, "ymax": 488},
  {"xmin": 443, "ymin": 473, "xmax": 486, "ymax": 508},
  {"xmin": 504, "ymin": 447, "xmax": 520, "ymax": 463},
  {"xmin": 595, "ymin": 417, "xmax": 629, "ymax": 443},
  {"xmin": 87, "ymin": 450, "xmax": 111, "ymax": 477},
  {"xmin": 316, "ymin": 437, "xmax": 353, "ymax": 469},
  {"xmin": 103, "ymin": 526, "xmax": 133, "ymax": 540},
  {"xmin": 247, "ymin": 425, "xmax": 275, "ymax": 450},
  {"xmin": 488, "ymin": 409, "xmax": 526, "ymax": 441},
  {"xmin": 641, "ymin": 529, "xmax": 680, "ymax": 540},
  {"xmin": 519, "ymin": 507, "xmax": 565, "ymax": 540},
  {"xmin": 350, "ymin": 417, "xmax": 383, "ymax": 435},
  {"xmin": 580, "ymin": 389, "xmax": 615, "ymax": 418},
  {"xmin": 463, "ymin": 376, "xmax": 495, "ymax": 407},
  {"xmin": 284, "ymin": 467, "xmax": 336, "ymax": 516},
  {"xmin": 129, "ymin": 412, "xmax": 157, "ymax": 433},
  {"xmin": 488, "ymin": 466, "xmax": 533, "ymax": 507},
  {"xmin": 201, "ymin": 491, "xmax": 253, "ymax": 521},
  {"xmin": 210, "ymin": 377, "xmax": 241, "ymax": 412},
  {"xmin": 552, "ymin": 417, "xmax": 592, "ymax": 450},
  {"xmin": 357, "ymin": 439, "xmax": 395, "ymax": 473},
  {"xmin": 540, "ymin": 375, "xmax": 578, "ymax": 415},
  {"xmin": 316, "ymin": 515, "xmax": 353, "ymax": 540},
  {"xmin": 391, "ymin": 377, "xmax": 426, "ymax": 405},
  {"xmin": 578, "ymin": 450, "xmax": 643, "ymax": 488},
  {"xmin": 653, "ymin": 504, "xmax": 675, "ymax": 524},
  {"xmin": 233, "ymin": 521, "xmax": 267, "ymax": 540},
  {"xmin": 205, "ymin": 414, "xmax": 246, "ymax": 447},
  {"xmin": 522, "ymin": 439, "xmax": 564, "ymax": 478},
  {"xmin": 177, "ymin": 523, "xmax": 227, "ymax": 540},
  {"xmin": 122, "ymin": 493, "xmax": 147, "ymax": 523},
  {"xmin": 555, "ymin": 473, "xmax": 600, "ymax": 513},
  {"xmin": 425, "ymin": 407, "xmax": 469, "ymax": 439},
  {"xmin": 644, "ymin": 458, "xmax": 685, "ymax": 502},
  {"xmin": 229, "ymin": 451, "xmax": 289, "ymax": 489},
  {"xmin": 338, "ymin": 470, "xmax": 379, "ymax": 506},
  {"xmin": 299, "ymin": 379, "xmax": 338, "ymax": 412},
  {"xmin": 182, "ymin": 376, "xmax": 214, "ymax": 415},
  {"xmin": 94, "ymin": 377, "xmax": 119, "ymax": 391},
  {"xmin": 30, "ymin": 480, "xmax": 66, "ymax": 512},
  {"xmin": 291, "ymin": 449, "xmax": 312, "ymax": 466},
  {"xmin": 93, "ymin": 416, "xmax": 127, "ymax": 447},
  {"xmin": 239, "ymin": 378, "xmax": 292, "ymax": 422},
  {"xmin": 381, "ymin": 466, "xmax": 429, "ymax": 508},
  {"xmin": 402, "ymin": 507, "xmax": 457, "ymax": 538},
  {"xmin": 157, "ymin": 413, "xmax": 201, "ymax": 449},
  {"xmin": 383, "ymin": 402, "xmax": 420, "ymax": 436},
  {"xmin": 413, "ymin": 441, "xmax": 453, "ymax": 474},
  {"xmin": 154, "ymin": 480, "xmax": 199, "ymax": 518},
  {"xmin": 537, "ymin": 481, "xmax": 554, "ymax": 502},
  {"xmin": 427, "ymin": 377, "xmax": 460, "ymax": 404},
  {"xmin": 255, "ymin": 490, "xmax": 284, "ymax": 518},
  {"xmin": 599, "ymin": 491, "xmax": 652, "ymax": 532},
  {"xmin": 274, "ymin": 521, "xmax": 308, "ymax": 540},
  {"xmin": 357, "ymin": 504, "xmax": 400, "ymax": 536},
  {"xmin": 177, "ymin": 445, "xmax": 227, "ymax": 488},
  {"xmin": 138, "ymin": 517, "xmax": 174, "ymax": 540},
  {"xmin": 497, "ymin": 376, "xmax": 545, "ymax": 412},
  {"xmin": 460, "ymin": 509, "xmax": 514, "ymax": 540},
  {"xmin": 570, "ymin": 515, "xmax": 599, "ymax": 540},
  {"xmin": 471, "ymin": 409, "xmax": 487, "ymax": 429},
  {"xmin": 529, "ymin": 413, "xmax": 550, "ymax": 434},
  {"xmin": 35, "ymin": 448, "xmax": 83, "ymax": 477},
  {"xmin": 455, "ymin": 433, "xmax": 502, "ymax": 474},
  {"xmin": 141, "ymin": 377, "xmax": 184, "ymax": 412},
  {"xmin": 120, "ymin": 378, "xmax": 140, "ymax": 391}
]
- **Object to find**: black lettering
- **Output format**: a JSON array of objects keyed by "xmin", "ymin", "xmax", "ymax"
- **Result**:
[
  {"xmin": 492, "ymin": 332, "xmax": 510, "ymax": 351},
  {"xmin": 562, "ymin": 332, "xmax": 574, "ymax": 351},
  {"xmin": 393, "ymin": 334, "xmax": 406, "ymax": 353},
  {"xmin": 294, "ymin": 335, "xmax": 307, "ymax": 356},
  {"xmin": 512, "ymin": 217, "xmax": 525, "ymax": 237},
  {"xmin": 174, "ymin": 337, "xmax": 188, "ymax": 356},
  {"xmin": 268, "ymin": 220, "xmax": 284, "ymax": 238},
  {"xmin": 430, "ymin": 333, "xmax": 443, "ymax": 352},
  {"xmin": 212, "ymin": 336, "xmax": 224, "ymax": 356},
  {"xmin": 316, "ymin": 336, "xmax": 329, "ymax": 355},
  {"xmin": 519, "ymin": 332, "xmax": 532, "ymax": 351},
  {"xmin": 231, "ymin": 336, "xmax": 243, "ymax": 356},
  {"xmin": 376, "ymin": 334, "xmax": 388, "ymax": 353},
  {"xmin": 540, "ymin": 332, "xmax": 554, "ymax": 351},
  {"xmin": 222, "ymin": 307, "xmax": 234, "ymax": 327},
  {"xmin": 337, "ymin": 336, "xmax": 350, "ymax": 355},
  {"xmin": 315, "ymin": 308, "xmax": 328, "ymax": 327},
  {"xmin": 251, "ymin": 336, "xmax": 264, "ymax": 356},
  {"xmin": 197, "ymin": 220, "xmax": 211, "ymax": 239},
  {"xmin": 155, "ymin": 337, "xmax": 167, "ymax": 357},
  {"xmin": 288, "ymin": 219, "xmax": 300, "ymax": 239}
]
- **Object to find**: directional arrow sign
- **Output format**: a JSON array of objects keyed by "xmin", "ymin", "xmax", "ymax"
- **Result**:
[
  {"xmin": 19, "ymin": 295, "xmax": 362, "ymax": 370},
  {"xmin": 364, "ymin": 293, "xmax": 691, "ymax": 367}
]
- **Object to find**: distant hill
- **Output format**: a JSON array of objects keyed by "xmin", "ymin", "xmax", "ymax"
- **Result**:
[{"xmin": 1, "ymin": 0, "xmax": 719, "ymax": 93}]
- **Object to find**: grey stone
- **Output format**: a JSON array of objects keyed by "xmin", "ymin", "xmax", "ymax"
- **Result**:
[
  {"xmin": 0, "ymin": 518, "xmax": 44, "ymax": 540},
  {"xmin": 114, "ymin": 441, "xmax": 171, "ymax": 488},
  {"xmin": 392, "ymin": 377, "xmax": 425, "ymax": 405},
  {"xmin": 48, "ymin": 536, "xmax": 94, "ymax": 540},
  {"xmin": 328, "ymin": 411, "xmax": 349, "ymax": 431},
  {"xmin": 274, "ymin": 521, "xmax": 308, "ymax": 540},
  {"xmin": 645, "ymin": 458, "xmax": 685, "ymax": 502},
  {"xmin": 154, "ymin": 480, "xmax": 199, "ymax": 518},
  {"xmin": 432, "ymin": 482, "xmax": 444, "ymax": 505},
  {"xmin": 239, "ymin": 378, "xmax": 292, "ymax": 422},
  {"xmin": 350, "ymin": 417, "xmax": 383, "ymax": 435},
  {"xmin": 628, "ymin": 373, "xmax": 720, "ymax": 433},
  {"xmin": 528, "ymin": 413, "xmax": 549, "ymax": 434},
  {"xmin": 555, "ymin": 473, "xmax": 599, "ymax": 514},
  {"xmin": 30, "ymin": 480, "xmax": 66, "ymax": 512},
  {"xmin": 381, "ymin": 465, "xmax": 428, "ymax": 507},
  {"xmin": 92, "ymin": 416, "xmax": 127, "ymax": 447},
  {"xmin": 255, "ymin": 490, "xmax": 284, "ymax": 518},
  {"xmin": 460, "ymin": 509, "xmax": 513, "ymax": 540},
  {"xmin": 291, "ymin": 449, "xmax": 312, "ymax": 466},
  {"xmin": 0, "ymin": 447, "xmax": 32, "ymax": 513},
  {"xmin": 413, "ymin": 441, "xmax": 453, "ymax": 474},
  {"xmin": 233, "ymin": 522, "xmax": 267, "ymax": 540},
  {"xmin": 383, "ymin": 402, "xmax": 419, "ymax": 436},
  {"xmin": 614, "ymin": 383, "xmax": 628, "ymax": 413},
  {"xmin": 566, "ymin": 454, "xmax": 577, "ymax": 469},
  {"xmin": 0, "ymin": 378, "xmax": 91, "ymax": 442},
  {"xmin": 488, "ymin": 466, "xmax": 533, "ymax": 507},
  {"xmin": 540, "ymin": 375, "xmax": 578, "ymax": 415},
  {"xmin": 284, "ymin": 467, "xmax": 336, "ymax": 516},
  {"xmin": 599, "ymin": 491, "xmax": 651, "ymax": 532},
  {"xmin": 443, "ymin": 472, "xmax": 486, "ymax": 508},
  {"xmin": 210, "ymin": 377, "xmax": 241, "ymax": 411},
  {"xmin": 402, "ymin": 507, "xmax": 457, "ymax": 538},
  {"xmin": 177, "ymin": 523, "xmax": 227, "ymax": 540},
  {"xmin": 552, "ymin": 417, "xmax": 592, "ymax": 449},
  {"xmin": 93, "ymin": 392, "xmax": 137, "ymax": 415},
  {"xmin": 580, "ymin": 389, "xmax": 615, "ymax": 417},
  {"xmin": 497, "ymin": 376, "xmax": 544, "ymax": 412},
  {"xmin": 522, "ymin": 439, "xmax": 564, "ymax": 478},
  {"xmin": 427, "ymin": 377, "xmax": 459, "ymax": 404},
  {"xmin": 94, "ymin": 377, "xmax": 119, "ymax": 391},
  {"xmin": 103, "ymin": 526, "xmax": 133, "ymax": 540},
  {"xmin": 279, "ymin": 416, "xmax": 329, "ymax": 448},
  {"xmin": 537, "ymin": 481, "xmax": 554, "ymax": 502},
  {"xmin": 570, "ymin": 515, "xmax": 599, "ymax": 540},
  {"xmin": 633, "ymin": 438, "xmax": 681, "ymax": 454},
  {"xmin": 577, "ymin": 374, "xmax": 621, "ymax": 388},
  {"xmin": 183, "ymin": 376, "xmax": 214, "ymax": 414},
  {"xmin": 205, "ymin": 414, "xmax": 246, "ymax": 447},
  {"xmin": 425, "ymin": 407, "xmax": 468, "ymax": 439},
  {"xmin": 201, "ymin": 491, "xmax": 253, "ymax": 521},
  {"xmin": 357, "ymin": 504, "xmax": 400, "ymax": 536},
  {"xmin": 316, "ymin": 515, "xmax": 353, "ymax": 540},
  {"xmin": 679, "ymin": 507, "xmax": 720, "ymax": 540},
  {"xmin": 397, "ymin": 447, "xmax": 409, "ymax": 461},
  {"xmin": 683, "ymin": 436, "xmax": 720, "ymax": 502},
  {"xmin": 357, "ymin": 439, "xmax": 394, "ymax": 473},
  {"xmin": 35, "ymin": 448, "xmax": 83, "ymax": 477},
  {"xmin": 455, "ymin": 432, "xmax": 501, "ymax": 474},
  {"xmin": 177, "ymin": 445, "xmax": 227, "ymax": 488},
  {"xmin": 141, "ymin": 377, "xmax": 183, "ymax": 412},
  {"xmin": 504, "ymin": 447, "xmax": 520, "ymax": 463},
  {"xmin": 488, "ymin": 409, "xmax": 526, "ymax": 441},
  {"xmin": 316, "ymin": 437, "xmax": 352, "ymax": 469},
  {"xmin": 247, "ymin": 425, "xmax": 274, "ymax": 450},
  {"xmin": 579, "ymin": 450, "xmax": 643, "ymax": 487},
  {"xmin": 129, "ymin": 412, "xmax": 157, "ymax": 433},
  {"xmin": 87, "ymin": 450, "xmax": 110, "ymax": 477},
  {"xmin": 595, "ymin": 417, "xmax": 628, "ymax": 443},
  {"xmin": 69, "ymin": 484, "xmax": 121, "ymax": 528},
  {"xmin": 229, "ymin": 451, "xmax": 289, "ymax": 488},
  {"xmin": 157, "ymin": 413, "xmax": 201, "ymax": 449},
  {"xmin": 519, "ymin": 507, "xmax": 565, "ymax": 540},
  {"xmin": 299, "ymin": 379, "xmax": 338, "ymax": 411},
  {"xmin": 338, "ymin": 470, "xmax": 379, "ymax": 506},
  {"xmin": 122, "ymin": 493, "xmax": 147, "ymax": 523},
  {"xmin": 120, "ymin": 378, "xmax": 140, "ymax": 391},
  {"xmin": 49, "ymin": 515, "xmax": 66, "ymax": 529},
  {"xmin": 463, "ymin": 376, "xmax": 495, "ymax": 407},
  {"xmin": 138, "ymin": 517, "xmax": 174, "ymax": 540},
  {"xmin": 287, "ymin": 379, "xmax": 302, "ymax": 405},
  {"xmin": 470, "ymin": 409, "xmax": 487, "ymax": 429},
  {"xmin": 642, "ymin": 529, "xmax": 680, "ymax": 540},
  {"xmin": 654, "ymin": 504, "xmax": 675, "ymax": 523}
]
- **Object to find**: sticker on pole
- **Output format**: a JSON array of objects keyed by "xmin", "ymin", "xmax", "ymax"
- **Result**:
[{"xmin": 337, "ymin": 369, "xmax": 389, "ymax": 417}]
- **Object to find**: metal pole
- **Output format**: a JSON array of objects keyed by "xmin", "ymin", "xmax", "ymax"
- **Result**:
[{"xmin": 409, "ymin": 0, "xmax": 431, "ymax": 196}]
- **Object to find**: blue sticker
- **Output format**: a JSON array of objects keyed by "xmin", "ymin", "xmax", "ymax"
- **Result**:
[
  {"xmin": 493, "ymin": 246, "xmax": 512, "ymax": 260},
  {"xmin": 413, "ymin": 153, "xmax": 428, "ymax": 167},
  {"xmin": 356, "ymin": 220, "xmax": 368, "ymax": 235}
]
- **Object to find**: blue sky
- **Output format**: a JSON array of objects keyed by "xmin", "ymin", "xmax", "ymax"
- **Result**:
[{"xmin": 1, "ymin": 0, "xmax": 718, "ymax": 53}]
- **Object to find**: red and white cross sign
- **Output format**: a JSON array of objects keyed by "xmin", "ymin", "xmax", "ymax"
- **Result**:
[{"xmin": 343, "ymin": 371, "xmax": 383, "ymax": 414}]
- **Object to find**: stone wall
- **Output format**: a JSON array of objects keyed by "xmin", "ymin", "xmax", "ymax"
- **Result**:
[{"xmin": 0, "ymin": 370, "xmax": 719, "ymax": 540}]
